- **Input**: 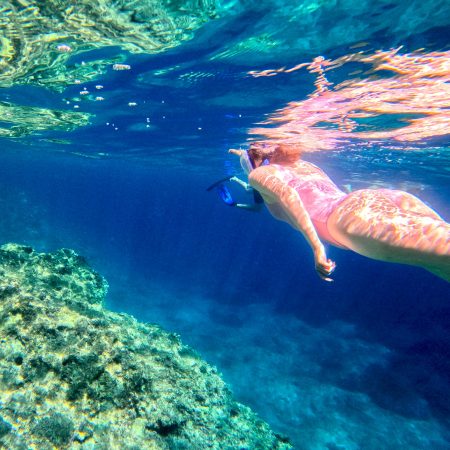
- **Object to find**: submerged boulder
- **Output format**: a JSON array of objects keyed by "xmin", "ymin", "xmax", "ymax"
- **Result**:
[{"xmin": 0, "ymin": 243, "xmax": 291, "ymax": 449}]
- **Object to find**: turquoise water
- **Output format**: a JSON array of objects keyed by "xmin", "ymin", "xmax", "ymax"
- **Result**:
[{"xmin": 1, "ymin": 1, "xmax": 450, "ymax": 448}]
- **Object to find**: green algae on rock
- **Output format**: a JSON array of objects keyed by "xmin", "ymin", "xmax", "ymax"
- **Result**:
[{"xmin": 0, "ymin": 244, "xmax": 291, "ymax": 449}]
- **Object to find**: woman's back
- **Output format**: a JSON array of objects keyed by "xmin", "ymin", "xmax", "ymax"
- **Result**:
[
  {"xmin": 233, "ymin": 144, "xmax": 450, "ymax": 281},
  {"xmin": 249, "ymin": 160, "xmax": 346, "ymax": 246}
]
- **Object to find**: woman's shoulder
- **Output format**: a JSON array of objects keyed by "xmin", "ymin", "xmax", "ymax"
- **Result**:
[
  {"xmin": 250, "ymin": 160, "xmax": 333, "ymax": 188},
  {"xmin": 249, "ymin": 163, "xmax": 288, "ymax": 182}
]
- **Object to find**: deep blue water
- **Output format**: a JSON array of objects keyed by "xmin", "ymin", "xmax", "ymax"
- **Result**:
[
  {"xmin": 1, "ymin": 1, "xmax": 450, "ymax": 448},
  {"xmin": 1, "ymin": 149, "xmax": 449, "ymax": 447}
]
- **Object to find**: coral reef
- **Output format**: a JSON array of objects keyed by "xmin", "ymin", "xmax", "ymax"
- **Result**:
[{"xmin": 0, "ymin": 243, "xmax": 291, "ymax": 449}]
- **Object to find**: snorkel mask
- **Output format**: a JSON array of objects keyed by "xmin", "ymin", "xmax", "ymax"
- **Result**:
[
  {"xmin": 240, "ymin": 150, "xmax": 254, "ymax": 175},
  {"xmin": 240, "ymin": 150, "xmax": 270, "ymax": 174}
]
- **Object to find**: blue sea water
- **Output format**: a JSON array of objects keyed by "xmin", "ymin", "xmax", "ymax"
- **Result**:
[{"xmin": 1, "ymin": 1, "xmax": 450, "ymax": 448}]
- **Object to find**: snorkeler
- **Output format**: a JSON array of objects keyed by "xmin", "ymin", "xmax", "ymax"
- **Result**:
[{"xmin": 226, "ymin": 143, "xmax": 450, "ymax": 282}]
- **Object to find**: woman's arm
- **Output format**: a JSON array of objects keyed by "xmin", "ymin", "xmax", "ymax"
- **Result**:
[
  {"xmin": 230, "ymin": 176, "xmax": 252, "ymax": 191},
  {"xmin": 229, "ymin": 176, "xmax": 263, "ymax": 211},
  {"xmin": 249, "ymin": 166, "xmax": 336, "ymax": 280}
]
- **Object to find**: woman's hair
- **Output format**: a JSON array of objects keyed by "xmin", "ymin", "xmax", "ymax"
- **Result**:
[{"xmin": 248, "ymin": 143, "xmax": 302, "ymax": 167}]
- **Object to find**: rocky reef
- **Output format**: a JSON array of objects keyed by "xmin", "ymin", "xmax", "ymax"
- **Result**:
[{"xmin": 0, "ymin": 243, "xmax": 291, "ymax": 449}]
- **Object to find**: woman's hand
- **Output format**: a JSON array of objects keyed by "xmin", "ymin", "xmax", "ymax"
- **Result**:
[{"xmin": 315, "ymin": 255, "xmax": 336, "ymax": 282}]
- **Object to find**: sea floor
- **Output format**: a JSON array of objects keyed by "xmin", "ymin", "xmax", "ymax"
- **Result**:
[{"xmin": 106, "ymin": 279, "xmax": 450, "ymax": 450}]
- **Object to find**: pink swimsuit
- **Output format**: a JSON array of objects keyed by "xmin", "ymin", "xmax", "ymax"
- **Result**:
[
  {"xmin": 288, "ymin": 177, "xmax": 347, "ymax": 248},
  {"xmin": 262, "ymin": 163, "xmax": 348, "ymax": 249}
]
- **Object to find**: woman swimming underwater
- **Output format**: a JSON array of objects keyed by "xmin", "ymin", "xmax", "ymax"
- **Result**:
[{"xmin": 228, "ymin": 143, "xmax": 450, "ymax": 282}]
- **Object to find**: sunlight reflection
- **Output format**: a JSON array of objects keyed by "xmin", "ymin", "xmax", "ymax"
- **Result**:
[{"xmin": 248, "ymin": 48, "xmax": 450, "ymax": 151}]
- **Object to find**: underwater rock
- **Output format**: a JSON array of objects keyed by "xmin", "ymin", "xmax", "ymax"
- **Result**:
[{"xmin": 0, "ymin": 243, "xmax": 291, "ymax": 449}]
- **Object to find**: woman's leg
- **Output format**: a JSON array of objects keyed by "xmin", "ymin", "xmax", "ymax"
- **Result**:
[
  {"xmin": 327, "ymin": 189, "xmax": 450, "ymax": 281},
  {"xmin": 376, "ymin": 188, "xmax": 443, "ymax": 220}
]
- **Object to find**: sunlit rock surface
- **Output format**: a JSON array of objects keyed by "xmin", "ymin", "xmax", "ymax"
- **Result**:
[{"xmin": 0, "ymin": 244, "xmax": 291, "ymax": 449}]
